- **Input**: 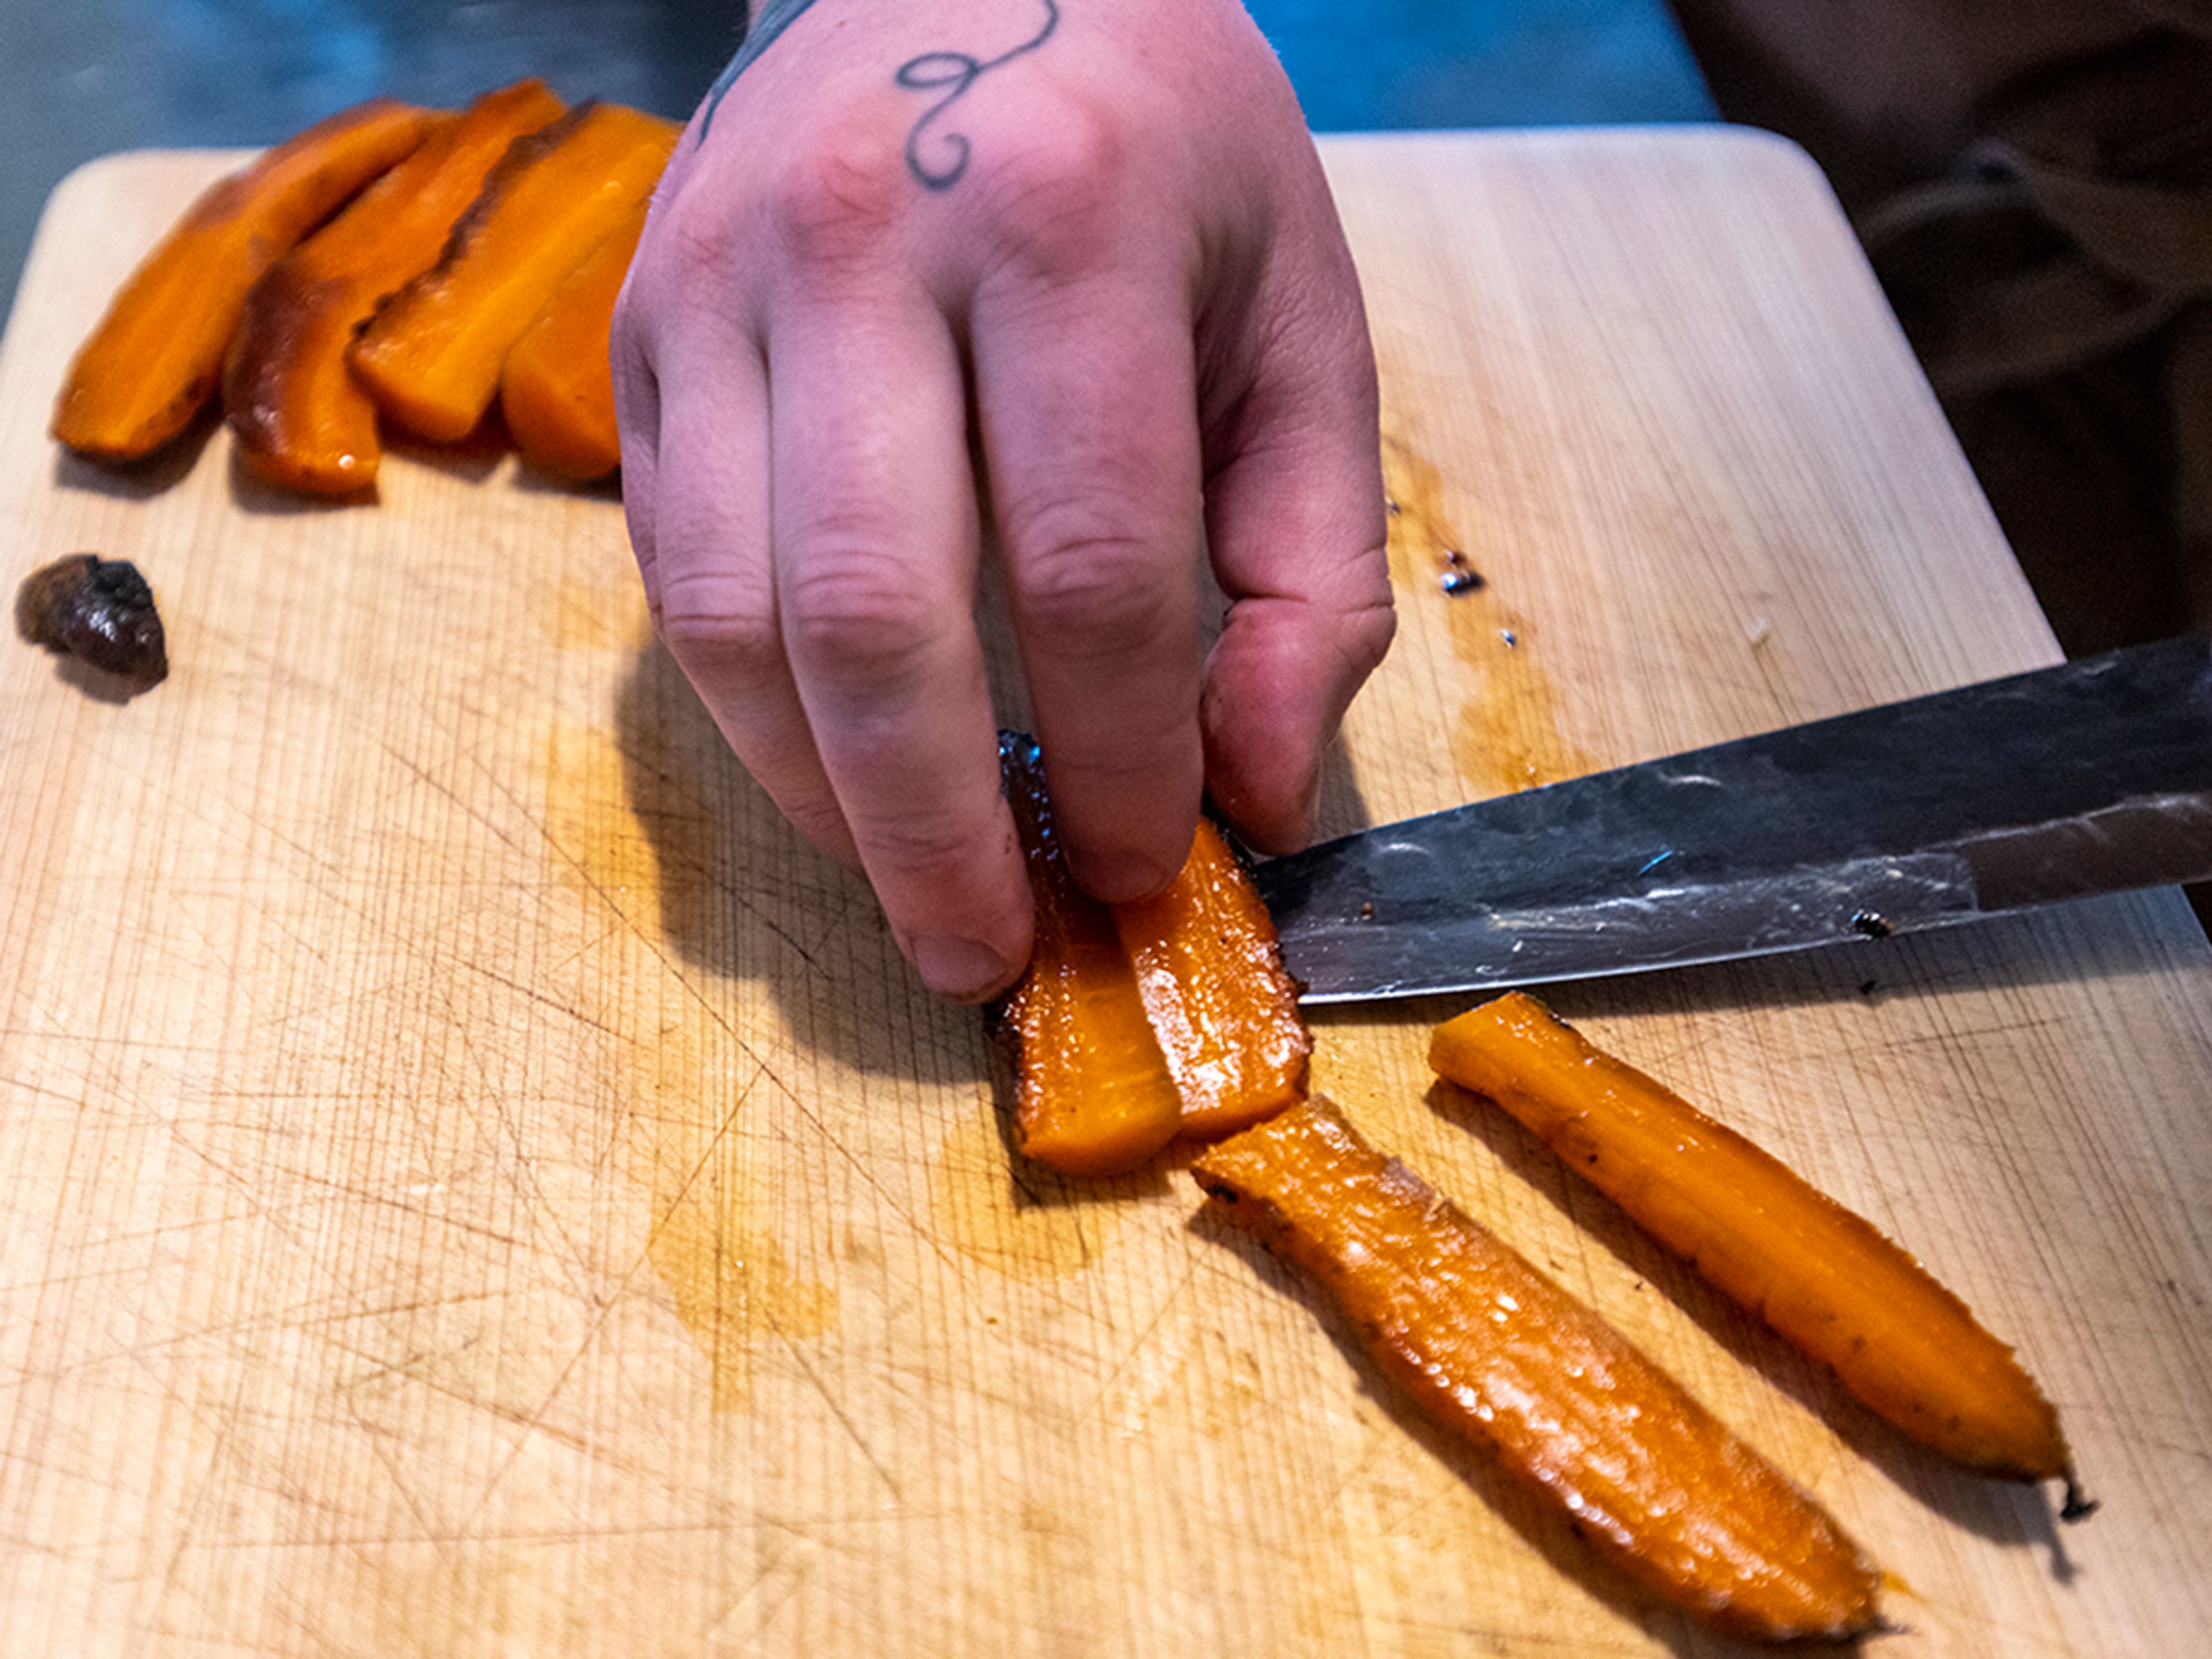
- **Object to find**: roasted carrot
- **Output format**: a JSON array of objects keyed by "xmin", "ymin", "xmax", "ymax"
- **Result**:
[
  {"xmin": 498, "ymin": 194, "xmax": 645, "ymax": 480},
  {"xmin": 52, "ymin": 96, "xmax": 437, "ymax": 463},
  {"xmin": 1110, "ymin": 816, "xmax": 1309, "ymax": 1139},
  {"xmin": 995, "ymin": 736, "xmax": 1184, "ymax": 1178},
  {"xmin": 348, "ymin": 101, "xmax": 679, "ymax": 442},
  {"xmin": 1192, "ymin": 1098, "xmax": 1884, "ymax": 1642},
  {"xmin": 222, "ymin": 80, "xmax": 566, "ymax": 494},
  {"xmin": 1429, "ymin": 991, "xmax": 2088, "ymax": 1510}
]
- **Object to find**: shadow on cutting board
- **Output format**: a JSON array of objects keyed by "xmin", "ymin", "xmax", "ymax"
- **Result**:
[
  {"xmin": 604, "ymin": 585, "xmax": 1374, "ymax": 1075},
  {"xmin": 608, "ymin": 635, "xmax": 997, "ymax": 1089},
  {"xmin": 49, "ymin": 406, "xmax": 219, "ymax": 498}
]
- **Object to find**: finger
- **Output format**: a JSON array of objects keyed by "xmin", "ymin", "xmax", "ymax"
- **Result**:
[
  {"xmin": 974, "ymin": 274, "xmax": 1207, "ymax": 903},
  {"xmin": 1199, "ymin": 229, "xmax": 1395, "ymax": 854},
  {"xmin": 643, "ymin": 320, "xmax": 863, "ymax": 872},
  {"xmin": 608, "ymin": 270, "xmax": 662, "ymax": 599},
  {"xmin": 770, "ymin": 293, "xmax": 1032, "ymax": 1001}
]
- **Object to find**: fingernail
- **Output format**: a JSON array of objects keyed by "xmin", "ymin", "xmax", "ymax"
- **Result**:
[{"xmin": 911, "ymin": 934, "xmax": 1019, "ymax": 1003}]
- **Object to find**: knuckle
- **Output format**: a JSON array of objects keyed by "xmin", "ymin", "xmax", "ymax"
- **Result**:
[
  {"xmin": 1009, "ymin": 519, "xmax": 1180, "ymax": 653},
  {"xmin": 1335, "ymin": 535, "xmax": 1399, "ymax": 674},
  {"xmin": 767, "ymin": 123, "xmax": 908, "ymax": 276},
  {"xmin": 628, "ymin": 200, "xmax": 755, "ymax": 323},
  {"xmin": 779, "ymin": 541, "xmax": 942, "ymax": 675},
  {"xmin": 777, "ymin": 790, "xmax": 859, "ymax": 863},
  {"xmin": 660, "ymin": 212, "xmax": 747, "ymax": 303},
  {"xmin": 654, "ymin": 568, "xmax": 782, "ymax": 685},
  {"xmin": 851, "ymin": 808, "xmax": 984, "ymax": 887},
  {"xmin": 976, "ymin": 96, "xmax": 1129, "ymax": 279},
  {"xmin": 1340, "ymin": 592, "xmax": 1397, "ymax": 677}
]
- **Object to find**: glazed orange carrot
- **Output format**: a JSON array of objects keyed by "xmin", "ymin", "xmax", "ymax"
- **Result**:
[
  {"xmin": 1430, "ymin": 992, "xmax": 2088, "ymax": 1510},
  {"xmin": 497, "ymin": 194, "xmax": 645, "ymax": 480},
  {"xmin": 1110, "ymin": 816, "xmax": 1309, "ymax": 1140},
  {"xmin": 996, "ymin": 736, "xmax": 1183, "ymax": 1177},
  {"xmin": 1192, "ymin": 1098, "xmax": 1884, "ymax": 1642},
  {"xmin": 349, "ymin": 101, "xmax": 679, "ymax": 442},
  {"xmin": 52, "ymin": 97, "xmax": 437, "ymax": 463},
  {"xmin": 222, "ymin": 80, "xmax": 566, "ymax": 494}
]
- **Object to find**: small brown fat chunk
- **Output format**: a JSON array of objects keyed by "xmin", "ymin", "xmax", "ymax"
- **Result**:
[{"xmin": 16, "ymin": 553, "xmax": 168, "ymax": 692}]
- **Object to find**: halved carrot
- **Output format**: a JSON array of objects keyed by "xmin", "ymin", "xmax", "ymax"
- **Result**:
[
  {"xmin": 498, "ymin": 194, "xmax": 646, "ymax": 480},
  {"xmin": 348, "ymin": 101, "xmax": 679, "ymax": 442},
  {"xmin": 52, "ymin": 96, "xmax": 437, "ymax": 463},
  {"xmin": 995, "ymin": 736, "xmax": 1184, "ymax": 1179},
  {"xmin": 1110, "ymin": 816, "xmax": 1309, "ymax": 1139},
  {"xmin": 1429, "ymin": 991, "xmax": 2089, "ymax": 1510},
  {"xmin": 222, "ymin": 79, "xmax": 566, "ymax": 494},
  {"xmin": 1192, "ymin": 1098, "xmax": 1884, "ymax": 1642}
]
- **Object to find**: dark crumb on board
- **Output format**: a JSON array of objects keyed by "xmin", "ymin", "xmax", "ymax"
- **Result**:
[{"xmin": 15, "ymin": 552, "xmax": 168, "ymax": 694}]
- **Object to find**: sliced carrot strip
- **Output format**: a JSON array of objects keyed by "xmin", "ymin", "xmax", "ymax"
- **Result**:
[
  {"xmin": 52, "ymin": 97, "xmax": 437, "ymax": 463},
  {"xmin": 498, "ymin": 194, "xmax": 646, "ymax": 480},
  {"xmin": 348, "ymin": 101, "xmax": 679, "ymax": 443},
  {"xmin": 222, "ymin": 79, "xmax": 566, "ymax": 495},
  {"xmin": 1429, "ymin": 992, "xmax": 2085, "ymax": 1505},
  {"xmin": 1110, "ymin": 817, "xmax": 1309, "ymax": 1139},
  {"xmin": 995, "ymin": 736, "xmax": 1184, "ymax": 1179},
  {"xmin": 1192, "ymin": 1097, "xmax": 1885, "ymax": 1643}
]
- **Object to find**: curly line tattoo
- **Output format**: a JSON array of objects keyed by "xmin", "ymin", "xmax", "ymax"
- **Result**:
[
  {"xmin": 896, "ymin": 1, "xmax": 1062, "ymax": 191},
  {"xmin": 698, "ymin": 0, "xmax": 1062, "ymax": 191}
]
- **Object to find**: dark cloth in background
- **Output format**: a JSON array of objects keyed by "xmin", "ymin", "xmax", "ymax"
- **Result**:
[{"xmin": 1668, "ymin": 0, "xmax": 2212, "ymax": 657}]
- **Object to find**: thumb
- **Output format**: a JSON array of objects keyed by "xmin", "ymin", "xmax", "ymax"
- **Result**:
[{"xmin": 1199, "ymin": 248, "xmax": 1395, "ymax": 851}]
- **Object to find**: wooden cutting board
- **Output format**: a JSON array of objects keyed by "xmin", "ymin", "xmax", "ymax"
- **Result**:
[{"xmin": 3, "ymin": 130, "xmax": 2208, "ymax": 1658}]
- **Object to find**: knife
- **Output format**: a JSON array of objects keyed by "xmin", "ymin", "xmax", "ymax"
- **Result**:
[{"xmin": 1253, "ymin": 635, "xmax": 2212, "ymax": 1003}]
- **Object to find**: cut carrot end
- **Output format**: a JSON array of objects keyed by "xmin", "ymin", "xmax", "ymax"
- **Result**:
[
  {"xmin": 1110, "ymin": 817, "xmax": 1309, "ymax": 1140},
  {"xmin": 499, "ymin": 194, "xmax": 646, "ymax": 480},
  {"xmin": 995, "ymin": 736, "xmax": 1183, "ymax": 1179}
]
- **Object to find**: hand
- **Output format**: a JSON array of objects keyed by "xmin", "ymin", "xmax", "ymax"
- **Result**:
[{"xmin": 612, "ymin": 0, "xmax": 1392, "ymax": 1000}]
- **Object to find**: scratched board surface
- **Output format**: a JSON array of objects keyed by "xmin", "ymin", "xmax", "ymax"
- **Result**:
[{"xmin": 2, "ymin": 131, "xmax": 2209, "ymax": 1657}]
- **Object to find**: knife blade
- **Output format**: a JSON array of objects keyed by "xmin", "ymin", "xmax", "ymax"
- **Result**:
[{"xmin": 1253, "ymin": 635, "xmax": 2212, "ymax": 1003}]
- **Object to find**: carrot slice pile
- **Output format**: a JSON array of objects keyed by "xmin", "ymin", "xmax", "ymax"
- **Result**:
[
  {"xmin": 1192, "ymin": 1097, "xmax": 1885, "ymax": 1642},
  {"xmin": 498, "ymin": 194, "xmax": 646, "ymax": 480},
  {"xmin": 1429, "ymin": 991, "xmax": 2089, "ymax": 1510},
  {"xmin": 997, "ymin": 736, "xmax": 1185, "ymax": 1178},
  {"xmin": 1111, "ymin": 816, "xmax": 1309, "ymax": 1138},
  {"xmin": 52, "ymin": 96, "xmax": 437, "ymax": 463},
  {"xmin": 222, "ymin": 79, "xmax": 566, "ymax": 494},
  {"xmin": 348, "ymin": 100, "xmax": 679, "ymax": 442}
]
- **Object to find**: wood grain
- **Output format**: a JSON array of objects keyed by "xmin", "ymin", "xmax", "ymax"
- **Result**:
[{"xmin": 2, "ymin": 131, "xmax": 2208, "ymax": 1658}]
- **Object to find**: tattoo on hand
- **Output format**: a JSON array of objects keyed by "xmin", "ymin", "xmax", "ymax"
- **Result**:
[
  {"xmin": 698, "ymin": 0, "xmax": 1062, "ymax": 194},
  {"xmin": 897, "ymin": 1, "xmax": 1061, "ymax": 191},
  {"xmin": 698, "ymin": 0, "xmax": 819, "ymax": 139}
]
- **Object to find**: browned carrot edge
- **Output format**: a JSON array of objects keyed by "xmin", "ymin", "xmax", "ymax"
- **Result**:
[
  {"xmin": 1429, "ymin": 991, "xmax": 2092, "ymax": 1519},
  {"xmin": 53, "ymin": 97, "xmax": 437, "ymax": 463},
  {"xmin": 1192, "ymin": 1096, "xmax": 1887, "ymax": 1642},
  {"xmin": 222, "ymin": 79, "xmax": 567, "ymax": 494}
]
